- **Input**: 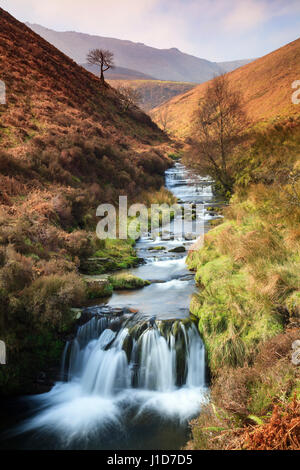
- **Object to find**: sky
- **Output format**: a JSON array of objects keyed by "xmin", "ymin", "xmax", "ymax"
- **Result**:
[{"xmin": 1, "ymin": 0, "xmax": 300, "ymax": 61}]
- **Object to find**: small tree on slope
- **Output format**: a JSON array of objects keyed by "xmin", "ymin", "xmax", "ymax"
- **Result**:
[{"xmin": 87, "ymin": 49, "xmax": 115, "ymax": 85}]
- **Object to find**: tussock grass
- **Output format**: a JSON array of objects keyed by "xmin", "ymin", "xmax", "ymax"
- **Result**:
[{"xmin": 186, "ymin": 119, "xmax": 300, "ymax": 450}]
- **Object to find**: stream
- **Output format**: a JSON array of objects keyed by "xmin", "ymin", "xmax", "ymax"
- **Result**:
[{"xmin": 0, "ymin": 162, "xmax": 222, "ymax": 450}]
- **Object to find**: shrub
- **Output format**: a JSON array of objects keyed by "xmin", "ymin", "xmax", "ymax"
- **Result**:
[
  {"xmin": 0, "ymin": 247, "xmax": 33, "ymax": 292},
  {"xmin": 23, "ymin": 273, "xmax": 85, "ymax": 328},
  {"xmin": 64, "ymin": 230, "xmax": 94, "ymax": 259}
]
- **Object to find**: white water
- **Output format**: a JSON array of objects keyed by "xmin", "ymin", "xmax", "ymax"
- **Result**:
[
  {"xmin": 3, "ymin": 162, "xmax": 221, "ymax": 450},
  {"xmin": 15, "ymin": 316, "xmax": 207, "ymax": 448}
]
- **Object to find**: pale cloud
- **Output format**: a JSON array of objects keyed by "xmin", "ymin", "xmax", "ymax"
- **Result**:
[
  {"xmin": 1, "ymin": 0, "xmax": 192, "ymax": 51},
  {"xmin": 1, "ymin": 0, "xmax": 299, "ymax": 61},
  {"xmin": 222, "ymin": 0, "xmax": 267, "ymax": 32}
]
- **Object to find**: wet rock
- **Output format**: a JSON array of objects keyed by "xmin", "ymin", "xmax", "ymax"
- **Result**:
[
  {"xmin": 122, "ymin": 334, "xmax": 133, "ymax": 361},
  {"xmin": 168, "ymin": 246, "xmax": 186, "ymax": 253},
  {"xmin": 184, "ymin": 233, "xmax": 197, "ymax": 240},
  {"xmin": 70, "ymin": 308, "xmax": 82, "ymax": 320},
  {"xmin": 179, "ymin": 274, "xmax": 194, "ymax": 281},
  {"xmin": 111, "ymin": 307, "xmax": 125, "ymax": 316},
  {"xmin": 148, "ymin": 246, "xmax": 166, "ymax": 251},
  {"xmin": 128, "ymin": 308, "xmax": 139, "ymax": 314}
]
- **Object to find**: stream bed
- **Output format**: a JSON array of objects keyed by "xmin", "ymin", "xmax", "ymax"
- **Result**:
[{"xmin": 0, "ymin": 163, "xmax": 222, "ymax": 450}]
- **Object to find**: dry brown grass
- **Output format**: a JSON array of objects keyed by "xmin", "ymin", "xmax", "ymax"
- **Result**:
[
  {"xmin": 151, "ymin": 37, "xmax": 300, "ymax": 138},
  {"xmin": 241, "ymin": 397, "xmax": 300, "ymax": 450}
]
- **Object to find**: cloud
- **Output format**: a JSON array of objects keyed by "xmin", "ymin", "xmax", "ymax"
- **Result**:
[
  {"xmin": 222, "ymin": 0, "xmax": 300, "ymax": 33},
  {"xmin": 222, "ymin": 0, "xmax": 267, "ymax": 32},
  {"xmin": 1, "ymin": 0, "xmax": 300, "ymax": 61}
]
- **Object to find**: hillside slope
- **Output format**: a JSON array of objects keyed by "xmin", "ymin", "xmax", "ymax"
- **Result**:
[
  {"xmin": 151, "ymin": 37, "xmax": 300, "ymax": 137},
  {"xmin": 0, "ymin": 8, "xmax": 168, "ymax": 198},
  {"xmin": 0, "ymin": 8, "xmax": 170, "ymax": 395},
  {"xmin": 108, "ymin": 79, "xmax": 196, "ymax": 111},
  {"xmin": 26, "ymin": 22, "xmax": 253, "ymax": 83}
]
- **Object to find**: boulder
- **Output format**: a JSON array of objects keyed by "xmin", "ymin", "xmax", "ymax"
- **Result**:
[{"xmin": 168, "ymin": 246, "xmax": 186, "ymax": 253}]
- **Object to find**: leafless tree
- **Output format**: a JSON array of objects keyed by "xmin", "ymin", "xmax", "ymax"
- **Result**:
[
  {"xmin": 157, "ymin": 105, "xmax": 171, "ymax": 133},
  {"xmin": 191, "ymin": 74, "xmax": 249, "ymax": 194},
  {"xmin": 117, "ymin": 86, "xmax": 142, "ymax": 110},
  {"xmin": 87, "ymin": 49, "xmax": 114, "ymax": 85}
]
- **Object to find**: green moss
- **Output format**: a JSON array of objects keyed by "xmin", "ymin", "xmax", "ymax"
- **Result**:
[
  {"xmin": 188, "ymin": 215, "xmax": 290, "ymax": 372},
  {"xmin": 82, "ymin": 237, "xmax": 139, "ymax": 274},
  {"xmin": 109, "ymin": 273, "xmax": 150, "ymax": 290}
]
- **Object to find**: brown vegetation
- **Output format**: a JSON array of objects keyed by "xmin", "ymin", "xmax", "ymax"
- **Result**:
[
  {"xmin": 0, "ymin": 7, "xmax": 171, "ymax": 394},
  {"xmin": 151, "ymin": 37, "xmax": 300, "ymax": 137},
  {"xmin": 188, "ymin": 74, "xmax": 249, "ymax": 193},
  {"xmin": 109, "ymin": 79, "xmax": 195, "ymax": 111}
]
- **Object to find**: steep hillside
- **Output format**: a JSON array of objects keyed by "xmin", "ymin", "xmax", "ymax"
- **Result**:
[
  {"xmin": 108, "ymin": 79, "xmax": 196, "ymax": 111},
  {"xmin": 0, "ymin": 8, "xmax": 168, "ymax": 199},
  {"xmin": 151, "ymin": 37, "xmax": 300, "ymax": 137},
  {"xmin": 0, "ymin": 8, "xmax": 170, "ymax": 395},
  {"xmin": 26, "ymin": 22, "xmax": 253, "ymax": 83}
]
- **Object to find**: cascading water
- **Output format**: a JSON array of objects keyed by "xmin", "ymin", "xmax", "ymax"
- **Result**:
[
  {"xmin": 4, "ymin": 314, "xmax": 207, "ymax": 449},
  {"xmin": 1, "ymin": 161, "xmax": 222, "ymax": 450},
  {"xmin": 63, "ymin": 314, "xmax": 205, "ymax": 395}
]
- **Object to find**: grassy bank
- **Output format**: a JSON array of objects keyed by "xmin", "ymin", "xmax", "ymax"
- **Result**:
[
  {"xmin": 0, "ymin": 185, "xmax": 175, "ymax": 395},
  {"xmin": 186, "ymin": 118, "xmax": 300, "ymax": 449}
]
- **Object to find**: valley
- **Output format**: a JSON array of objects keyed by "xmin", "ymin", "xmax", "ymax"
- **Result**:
[{"xmin": 0, "ymin": 4, "xmax": 299, "ymax": 453}]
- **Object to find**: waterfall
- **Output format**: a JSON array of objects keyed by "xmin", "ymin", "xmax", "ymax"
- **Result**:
[
  {"xmin": 138, "ymin": 328, "xmax": 176, "ymax": 391},
  {"xmin": 62, "ymin": 315, "xmax": 205, "ymax": 395},
  {"xmin": 81, "ymin": 328, "xmax": 130, "ymax": 396},
  {"xmin": 186, "ymin": 323, "xmax": 205, "ymax": 387},
  {"xmin": 7, "ymin": 161, "xmax": 211, "ymax": 450},
  {"xmin": 60, "ymin": 340, "xmax": 69, "ymax": 380}
]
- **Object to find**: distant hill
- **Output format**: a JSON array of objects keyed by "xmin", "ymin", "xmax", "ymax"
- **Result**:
[
  {"xmin": 82, "ymin": 63, "xmax": 155, "ymax": 81},
  {"xmin": 26, "ymin": 22, "xmax": 253, "ymax": 83},
  {"xmin": 217, "ymin": 59, "xmax": 254, "ymax": 73},
  {"xmin": 108, "ymin": 79, "xmax": 196, "ymax": 111},
  {"xmin": 150, "ymin": 37, "xmax": 300, "ymax": 137}
]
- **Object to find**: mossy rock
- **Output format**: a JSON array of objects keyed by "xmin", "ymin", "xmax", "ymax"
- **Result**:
[
  {"xmin": 109, "ymin": 274, "xmax": 150, "ymax": 290},
  {"xmin": 148, "ymin": 246, "xmax": 166, "ymax": 251}
]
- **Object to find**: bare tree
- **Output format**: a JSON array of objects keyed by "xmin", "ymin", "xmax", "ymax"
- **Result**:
[
  {"xmin": 191, "ymin": 74, "xmax": 249, "ymax": 194},
  {"xmin": 87, "ymin": 49, "xmax": 114, "ymax": 85},
  {"xmin": 157, "ymin": 104, "xmax": 171, "ymax": 133},
  {"xmin": 117, "ymin": 86, "xmax": 142, "ymax": 110}
]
